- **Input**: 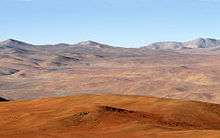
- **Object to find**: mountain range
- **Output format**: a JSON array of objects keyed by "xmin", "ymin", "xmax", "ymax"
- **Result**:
[
  {"xmin": 1, "ymin": 37, "xmax": 220, "ymax": 137},
  {"xmin": 0, "ymin": 37, "xmax": 220, "ymax": 104},
  {"xmin": 144, "ymin": 38, "xmax": 220, "ymax": 50},
  {"xmin": 1, "ymin": 37, "xmax": 220, "ymax": 50}
]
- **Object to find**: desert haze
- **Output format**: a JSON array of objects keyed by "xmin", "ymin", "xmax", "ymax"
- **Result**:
[{"xmin": 1, "ymin": 38, "xmax": 220, "ymax": 137}]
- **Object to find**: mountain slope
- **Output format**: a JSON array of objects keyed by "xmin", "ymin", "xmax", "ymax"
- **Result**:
[
  {"xmin": 143, "ymin": 38, "xmax": 220, "ymax": 50},
  {"xmin": 0, "ymin": 95, "xmax": 220, "ymax": 138},
  {"xmin": 0, "ymin": 39, "xmax": 32, "ymax": 47},
  {"xmin": 1, "ymin": 38, "xmax": 220, "ymax": 104}
]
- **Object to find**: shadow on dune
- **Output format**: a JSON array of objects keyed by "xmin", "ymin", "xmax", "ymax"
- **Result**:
[{"xmin": 0, "ymin": 97, "xmax": 9, "ymax": 102}]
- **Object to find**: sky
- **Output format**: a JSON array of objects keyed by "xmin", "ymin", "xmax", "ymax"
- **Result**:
[{"xmin": 0, "ymin": 0, "xmax": 220, "ymax": 47}]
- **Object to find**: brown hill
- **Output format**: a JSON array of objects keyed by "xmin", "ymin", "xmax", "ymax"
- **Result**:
[
  {"xmin": 0, "ymin": 95, "xmax": 220, "ymax": 138},
  {"xmin": 1, "ymin": 39, "xmax": 220, "ymax": 104}
]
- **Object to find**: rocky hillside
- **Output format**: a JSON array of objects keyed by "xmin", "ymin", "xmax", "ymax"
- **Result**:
[
  {"xmin": 1, "ymin": 38, "xmax": 220, "ymax": 104},
  {"xmin": 143, "ymin": 38, "xmax": 220, "ymax": 50}
]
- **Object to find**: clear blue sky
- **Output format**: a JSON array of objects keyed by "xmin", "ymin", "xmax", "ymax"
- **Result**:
[{"xmin": 0, "ymin": 0, "xmax": 220, "ymax": 47}]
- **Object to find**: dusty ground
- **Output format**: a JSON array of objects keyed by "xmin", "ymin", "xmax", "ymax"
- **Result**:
[
  {"xmin": 0, "ymin": 94, "xmax": 220, "ymax": 138},
  {"xmin": 1, "ymin": 53, "xmax": 220, "ymax": 104},
  {"xmin": 1, "ymin": 40, "xmax": 220, "ymax": 138},
  {"xmin": 1, "ymin": 39, "xmax": 220, "ymax": 104}
]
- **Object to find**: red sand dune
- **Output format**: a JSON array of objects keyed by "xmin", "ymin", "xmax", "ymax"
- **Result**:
[{"xmin": 0, "ymin": 94, "xmax": 220, "ymax": 138}]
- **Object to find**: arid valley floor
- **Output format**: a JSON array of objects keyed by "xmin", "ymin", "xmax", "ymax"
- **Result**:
[{"xmin": 1, "ymin": 38, "xmax": 220, "ymax": 137}]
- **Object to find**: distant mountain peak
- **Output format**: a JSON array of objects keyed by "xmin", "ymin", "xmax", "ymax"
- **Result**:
[
  {"xmin": 77, "ymin": 40, "xmax": 100, "ymax": 45},
  {"xmin": 194, "ymin": 37, "xmax": 205, "ymax": 40},
  {"xmin": 144, "ymin": 37, "xmax": 220, "ymax": 50},
  {"xmin": 184, "ymin": 38, "xmax": 220, "ymax": 48},
  {"xmin": 76, "ymin": 41, "xmax": 111, "ymax": 48},
  {"xmin": 190, "ymin": 37, "xmax": 208, "ymax": 43},
  {"xmin": 0, "ymin": 39, "xmax": 31, "ymax": 46}
]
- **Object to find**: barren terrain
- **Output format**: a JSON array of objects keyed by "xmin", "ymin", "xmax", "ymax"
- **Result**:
[
  {"xmin": 1, "ymin": 38, "xmax": 220, "ymax": 137},
  {"xmin": 1, "ymin": 95, "xmax": 220, "ymax": 138},
  {"xmin": 0, "ymin": 39, "xmax": 220, "ymax": 104}
]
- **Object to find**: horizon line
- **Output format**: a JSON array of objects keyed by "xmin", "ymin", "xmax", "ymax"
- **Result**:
[{"xmin": 0, "ymin": 37, "xmax": 219, "ymax": 48}]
